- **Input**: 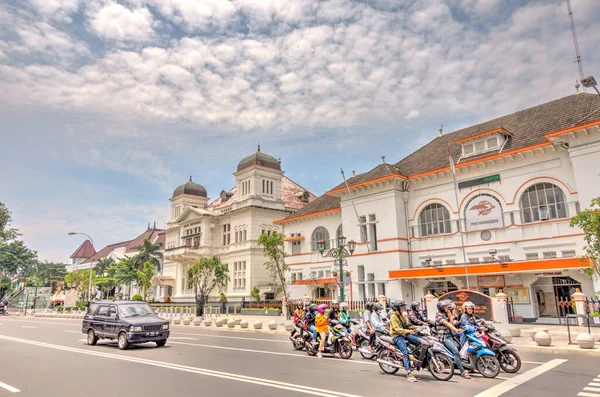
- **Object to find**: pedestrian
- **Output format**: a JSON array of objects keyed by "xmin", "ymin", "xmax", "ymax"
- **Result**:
[{"xmin": 315, "ymin": 304, "xmax": 329, "ymax": 359}]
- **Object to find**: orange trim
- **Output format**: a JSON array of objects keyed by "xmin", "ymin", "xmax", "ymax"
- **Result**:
[
  {"xmin": 388, "ymin": 257, "xmax": 590, "ymax": 279},
  {"xmin": 409, "ymin": 198, "xmax": 457, "ymax": 221},
  {"xmin": 292, "ymin": 277, "xmax": 338, "ymax": 285},
  {"xmin": 327, "ymin": 173, "xmax": 408, "ymax": 195},
  {"xmin": 410, "ymin": 232, "xmax": 584, "ymax": 252},
  {"xmin": 352, "ymin": 249, "xmax": 409, "ymax": 257},
  {"xmin": 544, "ymin": 120, "xmax": 600, "ymax": 138},
  {"xmin": 377, "ymin": 237, "xmax": 408, "ymax": 242},
  {"xmin": 453, "ymin": 128, "xmax": 512, "ymax": 144},
  {"xmin": 511, "ymin": 176, "xmax": 577, "ymax": 204},
  {"xmin": 409, "ymin": 142, "xmax": 553, "ymax": 180},
  {"xmin": 283, "ymin": 236, "xmax": 305, "ymax": 241},
  {"xmin": 274, "ymin": 207, "xmax": 341, "ymax": 224},
  {"xmin": 288, "ymin": 260, "xmax": 335, "ymax": 266}
]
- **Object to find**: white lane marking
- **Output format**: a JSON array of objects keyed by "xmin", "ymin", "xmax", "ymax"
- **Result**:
[
  {"xmin": 578, "ymin": 393, "xmax": 600, "ymax": 397},
  {"xmin": 6, "ymin": 319, "xmax": 79, "ymax": 326},
  {"xmin": 65, "ymin": 330, "xmax": 81, "ymax": 334},
  {"xmin": 469, "ymin": 373, "xmax": 511, "ymax": 381},
  {"xmin": 171, "ymin": 331, "xmax": 288, "ymax": 343},
  {"xmin": 0, "ymin": 334, "xmax": 362, "ymax": 397},
  {"xmin": 0, "ymin": 380, "xmax": 20, "ymax": 393},
  {"xmin": 585, "ymin": 388, "xmax": 600, "ymax": 393},
  {"xmin": 522, "ymin": 360, "xmax": 544, "ymax": 365},
  {"xmin": 21, "ymin": 326, "xmax": 36, "ymax": 329},
  {"xmin": 589, "ymin": 383, "xmax": 600, "ymax": 387},
  {"xmin": 168, "ymin": 341, "xmax": 376, "ymax": 366},
  {"xmin": 473, "ymin": 359, "xmax": 568, "ymax": 397}
]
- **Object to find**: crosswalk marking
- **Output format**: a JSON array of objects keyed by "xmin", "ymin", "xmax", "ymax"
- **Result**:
[
  {"xmin": 576, "ymin": 374, "xmax": 600, "ymax": 397},
  {"xmin": 584, "ymin": 388, "xmax": 600, "ymax": 393},
  {"xmin": 589, "ymin": 383, "xmax": 600, "ymax": 388},
  {"xmin": 578, "ymin": 393, "xmax": 600, "ymax": 397}
]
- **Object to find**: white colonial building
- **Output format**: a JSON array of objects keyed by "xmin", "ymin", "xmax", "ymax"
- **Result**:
[
  {"xmin": 277, "ymin": 93, "xmax": 600, "ymax": 321},
  {"xmin": 158, "ymin": 147, "xmax": 316, "ymax": 302}
]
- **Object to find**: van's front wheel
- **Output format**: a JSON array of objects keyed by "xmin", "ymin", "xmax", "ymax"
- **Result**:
[
  {"xmin": 118, "ymin": 332, "xmax": 130, "ymax": 350},
  {"xmin": 87, "ymin": 330, "xmax": 98, "ymax": 346}
]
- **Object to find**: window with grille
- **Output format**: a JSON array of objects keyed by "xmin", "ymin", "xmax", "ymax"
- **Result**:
[
  {"xmin": 543, "ymin": 251, "xmax": 557, "ymax": 259},
  {"xmin": 526, "ymin": 253, "xmax": 539, "ymax": 260},
  {"xmin": 311, "ymin": 226, "xmax": 330, "ymax": 251},
  {"xmin": 369, "ymin": 214, "xmax": 378, "ymax": 251},
  {"xmin": 222, "ymin": 224, "xmax": 231, "ymax": 245},
  {"xmin": 562, "ymin": 250, "xmax": 576, "ymax": 258},
  {"xmin": 233, "ymin": 261, "xmax": 246, "ymax": 289},
  {"xmin": 419, "ymin": 203, "xmax": 451, "ymax": 236},
  {"xmin": 520, "ymin": 183, "xmax": 567, "ymax": 223},
  {"xmin": 446, "ymin": 259, "xmax": 456, "ymax": 265},
  {"xmin": 469, "ymin": 258, "xmax": 479, "ymax": 263}
]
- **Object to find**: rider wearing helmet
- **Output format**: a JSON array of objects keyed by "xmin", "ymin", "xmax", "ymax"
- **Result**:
[
  {"xmin": 435, "ymin": 299, "xmax": 470, "ymax": 379},
  {"xmin": 370, "ymin": 303, "xmax": 386, "ymax": 335},
  {"xmin": 407, "ymin": 301, "xmax": 428, "ymax": 326},
  {"xmin": 389, "ymin": 300, "xmax": 421, "ymax": 382},
  {"xmin": 315, "ymin": 304, "xmax": 330, "ymax": 358},
  {"xmin": 363, "ymin": 302, "xmax": 376, "ymax": 352},
  {"xmin": 338, "ymin": 302, "xmax": 350, "ymax": 327},
  {"xmin": 459, "ymin": 301, "xmax": 482, "ymax": 346},
  {"xmin": 291, "ymin": 303, "xmax": 305, "ymax": 338},
  {"xmin": 306, "ymin": 303, "xmax": 318, "ymax": 345}
]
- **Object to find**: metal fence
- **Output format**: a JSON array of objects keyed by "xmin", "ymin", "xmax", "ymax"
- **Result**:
[{"xmin": 585, "ymin": 297, "xmax": 600, "ymax": 315}]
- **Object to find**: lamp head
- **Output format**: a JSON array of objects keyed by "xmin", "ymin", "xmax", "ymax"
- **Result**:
[
  {"xmin": 347, "ymin": 239, "xmax": 356, "ymax": 254},
  {"xmin": 317, "ymin": 239, "xmax": 325, "ymax": 254},
  {"xmin": 68, "ymin": 232, "xmax": 77, "ymax": 236}
]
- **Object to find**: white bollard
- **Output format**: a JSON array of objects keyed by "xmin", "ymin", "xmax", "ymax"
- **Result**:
[{"xmin": 424, "ymin": 291, "xmax": 438, "ymax": 322}]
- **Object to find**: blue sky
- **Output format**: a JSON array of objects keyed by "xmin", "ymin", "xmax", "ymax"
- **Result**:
[{"xmin": 1, "ymin": 0, "xmax": 599, "ymax": 262}]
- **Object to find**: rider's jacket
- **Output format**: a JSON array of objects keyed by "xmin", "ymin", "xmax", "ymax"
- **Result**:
[
  {"xmin": 407, "ymin": 309, "xmax": 427, "ymax": 326},
  {"xmin": 389, "ymin": 311, "xmax": 418, "ymax": 339}
]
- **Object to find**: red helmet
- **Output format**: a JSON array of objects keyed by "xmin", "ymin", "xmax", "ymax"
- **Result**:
[{"xmin": 317, "ymin": 304, "xmax": 328, "ymax": 314}]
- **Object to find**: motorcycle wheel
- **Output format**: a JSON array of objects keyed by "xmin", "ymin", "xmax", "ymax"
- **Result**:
[
  {"xmin": 428, "ymin": 353, "xmax": 455, "ymax": 381},
  {"xmin": 359, "ymin": 339, "xmax": 375, "ymax": 359},
  {"xmin": 476, "ymin": 355, "xmax": 501, "ymax": 378},
  {"xmin": 378, "ymin": 349, "xmax": 400, "ymax": 374},
  {"xmin": 498, "ymin": 350, "xmax": 521, "ymax": 373},
  {"xmin": 292, "ymin": 336, "xmax": 305, "ymax": 351},
  {"xmin": 337, "ymin": 341, "xmax": 353, "ymax": 359},
  {"xmin": 305, "ymin": 342, "xmax": 317, "ymax": 356}
]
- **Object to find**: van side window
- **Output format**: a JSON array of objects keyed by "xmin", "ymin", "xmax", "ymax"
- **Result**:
[
  {"xmin": 108, "ymin": 306, "xmax": 117, "ymax": 318},
  {"xmin": 96, "ymin": 306, "xmax": 109, "ymax": 316},
  {"xmin": 88, "ymin": 303, "xmax": 99, "ymax": 315}
]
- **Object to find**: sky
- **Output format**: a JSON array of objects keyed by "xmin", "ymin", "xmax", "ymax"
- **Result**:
[{"xmin": 1, "ymin": 0, "xmax": 599, "ymax": 263}]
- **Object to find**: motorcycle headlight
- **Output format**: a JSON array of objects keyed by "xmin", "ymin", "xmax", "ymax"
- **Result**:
[
  {"xmin": 161, "ymin": 323, "xmax": 169, "ymax": 330},
  {"xmin": 130, "ymin": 326, "xmax": 143, "ymax": 332}
]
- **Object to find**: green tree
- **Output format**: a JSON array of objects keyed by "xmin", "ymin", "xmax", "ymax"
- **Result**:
[
  {"xmin": 30, "ymin": 261, "xmax": 67, "ymax": 289},
  {"xmin": 257, "ymin": 231, "xmax": 289, "ymax": 315},
  {"xmin": 570, "ymin": 197, "xmax": 600, "ymax": 277},
  {"xmin": 137, "ymin": 261, "xmax": 156, "ymax": 298},
  {"xmin": 250, "ymin": 286, "xmax": 261, "ymax": 303},
  {"xmin": 0, "ymin": 202, "xmax": 20, "ymax": 242},
  {"xmin": 111, "ymin": 256, "xmax": 138, "ymax": 298},
  {"xmin": 0, "ymin": 240, "xmax": 37, "ymax": 278},
  {"xmin": 133, "ymin": 238, "xmax": 163, "ymax": 272},
  {"xmin": 64, "ymin": 269, "xmax": 96, "ymax": 301},
  {"xmin": 188, "ymin": 256, "xmax": 229, "ymax": 317}
]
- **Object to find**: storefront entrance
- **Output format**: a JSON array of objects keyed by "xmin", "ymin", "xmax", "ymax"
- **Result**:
[
  {"xmin": 424, "ymin": 281, "xmax": 458, "ymax": 298},
  {"xmin": 532, "ymin": 276, "xmax": 581, "ymax": 317}
]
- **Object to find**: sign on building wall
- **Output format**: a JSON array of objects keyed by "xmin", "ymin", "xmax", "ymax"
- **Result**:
[
  {"xmin": 477, "ymin": 275, "xmax": 505, "ymax": 288},
  {"xmin": 465, "ymin": 194, "xmax": 504, "ymax": 232},
  {"xmin": 439, "ymin": 289, "xmax": 493, "ymax": 321},
  {"xmin": 458, "ymin": 174, "xmax": 501, "ymax": 189},
  {"xmin": 504, "ymin": 286, "xmax": 531, "ymax": 304}
]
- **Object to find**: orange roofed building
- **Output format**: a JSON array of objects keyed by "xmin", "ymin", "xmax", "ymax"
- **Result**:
[{"xmin": 276, "ymin": 93, "xmax": 600, "ymax": 321}]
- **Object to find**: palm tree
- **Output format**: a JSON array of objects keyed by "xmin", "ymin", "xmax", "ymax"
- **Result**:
[
  {"xmin": 95, "ymin": 257, "xmax": 114, "ymax": 277},
  {"xmin": 133, "ymin": 238, "xmax": 163, "ymax": 272},
  {"xmin": 112, "ymin": 256, "xmax": 138, "ymax": 298}
]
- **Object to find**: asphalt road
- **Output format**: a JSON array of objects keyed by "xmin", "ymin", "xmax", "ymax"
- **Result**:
[{"xmin": 0, "ymin": 317, "xmax": 597, "ymax": 397}]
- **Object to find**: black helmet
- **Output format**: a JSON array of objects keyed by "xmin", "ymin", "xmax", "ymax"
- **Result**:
[
  {"xmin": 392, "ymin": 300, "xmax": 407, "ymax": 312},
  {"xmin": 437, "ymin": 299, "xmax": 454, "ymax": 313},
  {"xmin": 411, "ymin": 301, "xmax": 420, "ymax": 310},
  {"xmin": 374, "ymin": 303, "xmax": 383, "ymax": 312},
  {"xmin": 365, "ymin": 302, "xmax": 374, "ymax": 311},
  {"xmin": 309, "ymin": 303, "xmax": 317, "ymax": 312}
]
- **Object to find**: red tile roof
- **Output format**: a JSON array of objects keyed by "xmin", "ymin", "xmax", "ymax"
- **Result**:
[
  {"xmin": 69, "ymin": 240, "xmax": 96, "ymax": 259},
  {"xmin": 81, "ymin": 228, "xmax": 165, "ymax": 264},
  {"xmin": 82, "ymin": 240, "xmax": 131, "ymax": 264}
]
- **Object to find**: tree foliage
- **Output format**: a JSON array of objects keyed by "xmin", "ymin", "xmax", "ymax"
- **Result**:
[
  {"xmin": 257, "ymin": 231, "xmax": 289, "ymax": 302},
  {"xmin": 0, "ymin": 202, "xmax": 38, "ymax": 281},
  {"xmin": 250, "ymin": 286, "xmax": 261, "ymax": 302},
  {"xmin": 30, "ymin": 261, "xmax": 67, "ymax": 288},
  {"xmin": 133, "ymin": 238, "xmax": 163, "ymax": 272},
  {"xmin": 137, "ymin": 261, "xmax": 156, "ymax": 298},
  {"xmin": 188, "ymin": 256, "xmax": 229, "ymax": 316},
  {"xmin": 570, "ymin": 197, "xmax": 600, "ymax": 278},
  {"xmin": 64, "ymin": 269, "xmax": 97, "ymax": 300},
  {"xmin": 0, "ymin": 202, "xmax": 20, "ymax": 242}
]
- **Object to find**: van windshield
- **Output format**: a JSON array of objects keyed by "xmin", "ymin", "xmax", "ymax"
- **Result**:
[{"xmin": 118, "ymin": 303, "xmax": 154, "ymax": 318}]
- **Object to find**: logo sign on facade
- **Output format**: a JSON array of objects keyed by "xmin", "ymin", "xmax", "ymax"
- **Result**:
[
  {"xmin": 458, "ymin": 174, "xmax": 501, "ymax": 189},
  {"xmin": 439, "ymin": 289, "xmax": 493, "ymax": 321},
  {"xmin": 477, "ymin": 275, "xmax": 505, "ymax": 288},
  {"xmin": 465, "ymin": 195, "xmax": 504, "ymax": 232}
]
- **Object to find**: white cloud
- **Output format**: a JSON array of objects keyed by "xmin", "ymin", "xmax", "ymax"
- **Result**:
[
  {"xmin": 27, "ymin": 0, "xmax": 79, "ymax": 21},
  {"xmin": 89, "ymin": 2, "xmax": 154, "ymax": 42}
]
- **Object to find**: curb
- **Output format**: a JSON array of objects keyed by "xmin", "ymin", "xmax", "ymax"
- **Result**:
[
  {"xmin": 512, "ymin": 344, "xmax": 600, "ymax": 357},
  {"xmin": 170, "ymin": 323, "xmax": 290, "ymax": 336}
]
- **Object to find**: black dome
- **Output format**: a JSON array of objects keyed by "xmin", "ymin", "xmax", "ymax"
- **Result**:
[
  {"xmin": 172, "ymin": 177, "xmax": 207, "ymax": 198},
  {"xmin": 237, "ymin": 145, "xmax": 281, "ymax": 172}
]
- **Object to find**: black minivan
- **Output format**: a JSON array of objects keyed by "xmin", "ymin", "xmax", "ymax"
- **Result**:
[{"xmin": 82, "ymin": 300, "xmax": 169, "ymax": 350}]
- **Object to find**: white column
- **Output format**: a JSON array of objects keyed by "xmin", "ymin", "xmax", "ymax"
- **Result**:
[
  {"xmin": 572, "ymin": 288, "xmax": 586, "ymax": 326},
  {"xmin": 424, "ymin": 291, "xmax": 438, "ymax": 321},
  {"xmin": 493, "ymin": 290, "xmax": 509, "ymax": 325}
]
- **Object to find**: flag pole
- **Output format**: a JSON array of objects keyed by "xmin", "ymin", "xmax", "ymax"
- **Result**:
[{"xmin": 448, "ymin": 143, "xmax": 470, "ymax": 289}]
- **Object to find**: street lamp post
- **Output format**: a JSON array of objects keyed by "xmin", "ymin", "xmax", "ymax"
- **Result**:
[
  {"xmin": 317, "ymin": 235, "xmax": 356, "ymax": 303},
  {"xmin": 68, "ymin": 232, "xmax": 94, "ymax": 303}
]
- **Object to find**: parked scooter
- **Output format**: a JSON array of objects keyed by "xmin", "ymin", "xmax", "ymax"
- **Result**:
[
  {"xmin": 305, "ymin": 320, "xmax": 353, "ymax": 359},
  {"xmin": 454, "ymin": 328, "xmax": 501, "ymax": 378},
  {"xmin": 480, "ymin": 322, "xmax": 521, "ymax": 373},
  {"xmin": 376, "ymin": 326, "xmax": 456, "ymax": 381},
  {"xmin": 290, "ymin": 319, "xmax": 310, "ymax": 351}
]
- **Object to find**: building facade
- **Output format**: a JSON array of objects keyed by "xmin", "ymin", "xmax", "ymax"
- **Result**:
[
  {"xmin": 277, "ymin": 93, "xmax": 600, "ymax": 321},
  {"xmin": 158, "ymin": 147, "xmax": 316, "ymax": 302}
]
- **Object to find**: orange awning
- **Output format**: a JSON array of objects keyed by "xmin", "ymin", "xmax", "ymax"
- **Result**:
[
  {"xmin": 389, "ymin": 257, "xmax": 589, "ymax": 280},
  {"xmin": 292, "ymin": 277, "xmax": 338, "ymax": 285}
]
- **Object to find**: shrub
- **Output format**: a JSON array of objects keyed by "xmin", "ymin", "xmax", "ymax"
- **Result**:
[
  {"xmin": 132, "ymin": 294, "xmax": 143, "ymax": 301},
  {"xmin": 219, "ymin": 293, "xmax": 227, "ymax": 303},
  {"xmin": 250, "ymin": 287, "xmax": 260, "ymax": 302},
  {"xmin": 56, "ymin": 306, "xmax": 63, "ymax": 312}
]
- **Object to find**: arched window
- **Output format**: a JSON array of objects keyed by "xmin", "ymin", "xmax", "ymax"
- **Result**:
[
  {"xmin": 335, "ymin": 224, "xmax": 343, "ymax": 247},
  {"xmin": 419, "ymin": 203, "xmax": 451, "ymax": 237},
  {"xmin": 311, "ymin": 226, "xmax": 330, "ymax": 251},
  {"xmin": 520, "ymin": 183, "xmax": 567, "ymax": 223}
]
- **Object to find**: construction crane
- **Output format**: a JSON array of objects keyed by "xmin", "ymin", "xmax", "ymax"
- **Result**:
[{"xmin": 565, "ymin": 0, "xmax": 599, "ymax": 94}]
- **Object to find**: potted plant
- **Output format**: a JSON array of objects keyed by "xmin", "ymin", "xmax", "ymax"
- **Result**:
[
  {"xmin": 344, "ymin": 270, "xmax": 352, "ymax": 278},
  {"xmin": 332, "ymin": 270, "xmax": 339, "ymax": 277}
]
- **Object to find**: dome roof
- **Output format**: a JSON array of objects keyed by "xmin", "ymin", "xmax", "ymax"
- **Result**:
[
  {"xmin": 237, "ymin": 145, "xmax": 281, "ymax": 172},
  {"xmin": 172, "ymin": 177, "xmax": 208, "ymax": 198}
]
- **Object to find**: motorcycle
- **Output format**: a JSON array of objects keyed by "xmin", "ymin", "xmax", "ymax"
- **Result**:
[
  {"xmin": 480, "ymin": 322, "xmax": 522, "ymax": 373},
  {"xmin": 0, "ymin": 300, "xmax": 7, "ymax": 315},
  {"xmin": 454, "ymin": 327, "xmax": 501, "ymax": 378},
  {"xmin": 376, "ymin": 326, "xmax": 456, "ymax": 381},
  {"xmin": 290, "ymin": 319, "xmax": 310, "ymax": 351},
  {"xmin": 305, "ymin": 320, "xmax": 353, "ymax": 359},
  {"xmin": 357, "ymin": 325, "xmax": 390, "ymax": 359}
]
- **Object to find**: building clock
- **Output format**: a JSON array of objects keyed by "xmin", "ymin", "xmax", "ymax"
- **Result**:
[{"xmin": 481, "ymin": 230, "xmax": 492, "ymax": 241}]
